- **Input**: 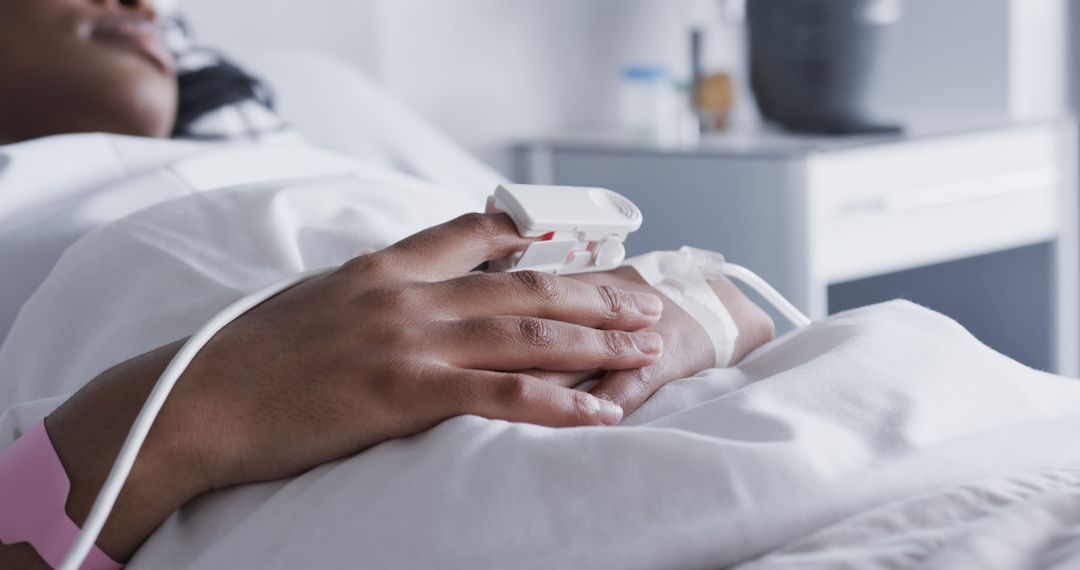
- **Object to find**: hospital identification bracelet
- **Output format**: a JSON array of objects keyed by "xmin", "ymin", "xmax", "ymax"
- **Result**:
[{"xmin": 0, "ymin": 421, "xmax": 123, "ymax": 570}]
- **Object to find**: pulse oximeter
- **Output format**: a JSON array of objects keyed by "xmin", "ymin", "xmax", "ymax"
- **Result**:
[{"xmin": 486, "ymin": 184, "xmax": 643, "ymax": 275}]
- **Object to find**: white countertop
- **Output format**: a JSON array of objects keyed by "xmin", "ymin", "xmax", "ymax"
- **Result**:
[{"xmin": 517, "ymin": 116, "xmax": 1072, "ymax": 159}]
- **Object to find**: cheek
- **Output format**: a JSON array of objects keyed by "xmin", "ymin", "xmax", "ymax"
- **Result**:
[
  {"xmin": 0, "ymin": 50, "xmax": 178, "ymax": 141},
  {"xmin": 0, "ymin": 1, "xmax": 179, "ymax": 139},
  {"xmin": 82, "ymin": 55, "xmax": 180, "ymax": 137}
]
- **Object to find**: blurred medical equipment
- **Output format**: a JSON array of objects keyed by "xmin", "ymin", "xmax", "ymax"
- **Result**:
[
  {"xmin": 694, "ymin": 73, "xmax": 735, "ymax": 131},
  {"xmin": 618, "ymin": 66, "xmax": 679, "ymax": 141},
  {"xmin": 58, "ymin": 184, "xmax": 810, "ymax": 570},
  {"xmin": 487, "ymin": 184, "xmax": 642, "ymax": 275},
  {"xmin": 746, "ymin": 0, "xmax": 903, "ymax": 135}
]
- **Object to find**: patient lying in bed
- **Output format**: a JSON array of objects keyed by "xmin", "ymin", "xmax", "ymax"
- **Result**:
[
  {"xmin": 4, "ymin": 2, "xmax": 1080, "ymax": 569},
  {"xmin": 7, "ymin": 154, "xmax": 1080, "ymax": 570},
  {"xmin": 0, "ymin": 2, "xmax": 779, "ymax": 567}
]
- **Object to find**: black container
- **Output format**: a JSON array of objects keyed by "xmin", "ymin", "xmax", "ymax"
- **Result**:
[{"xmin": 747, "ymin": 0, "xmax": 902, "ymax": 135}]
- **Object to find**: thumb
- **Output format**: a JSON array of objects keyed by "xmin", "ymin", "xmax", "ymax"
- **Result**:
[{"xmin": 382, "ymin": 213, "xmax": 532, "ymax": 281}]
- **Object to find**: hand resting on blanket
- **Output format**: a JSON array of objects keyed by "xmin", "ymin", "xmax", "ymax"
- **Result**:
[{"xmin": 1, "ymin": 214, "xmax": 774, "ymax": 567}]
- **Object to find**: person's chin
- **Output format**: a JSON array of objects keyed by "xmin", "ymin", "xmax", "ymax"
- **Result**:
[
  {"xmin": 96, "ymin": 60, "xmax": 179, "ymax": 138},
  {"xmin": 79, "ymin": 91, "xmax": 176, "ymax": 140}
]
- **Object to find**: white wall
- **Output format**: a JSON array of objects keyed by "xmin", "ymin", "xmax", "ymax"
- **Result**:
[
  {"xmin": 179, "ymin": 0, "xmax": 1069, "ymax": 174},
  {"xmin": 372, "ymin": 0, "xmax": 593, "ymax": 173},
  {"xmin": 866, "ymin": 0, "xmax": 1012, "ymax": 128},
  {"xmin": 867, "ymin": 0, "xmax": 1068, "ymax": 129},
  {"xmin": 178, "ymin": 0, "xmax": 381, "ymax": 74},
  {"xmin": 180, "ymin": 0, "xmax": 728, "ymax": 174},
  {"xmin": 372, "ymin": 0, "xmax": 731, "ymax": 173},
  {"xmin": 1008, "ymin": 0, "xmax": 1068, "ymax": 120},
  {"xmin": 373, "ymin": 0, "xmax": 1069, "ymax": 170}
]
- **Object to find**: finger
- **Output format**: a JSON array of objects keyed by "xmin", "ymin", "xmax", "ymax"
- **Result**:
[
  {"xmin": 429, "ymin": 271, "xmax": 663, "ymax": 331},
  {"xmin": 382, "ymin": 213, "xmax": 532, "ymax": 281},
  {"xmin": 519, "ymin": 369, "xmax": 601, "ymax": 389},
  {"xmin": 443, "ymin": 317, "xmax": 663, "ymax": 372},
  {"xmin": 453, "ymin": 370, "xmax": 624, "ymax": 427},
  {"xmin": 589, "ymin": 364, "xmax": 665, "ymax": 416}
]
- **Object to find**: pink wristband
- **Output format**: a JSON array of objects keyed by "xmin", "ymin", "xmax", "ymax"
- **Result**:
[{"xmin": 0, "ymin": 421, "xmax": 122, "ymax": 570}]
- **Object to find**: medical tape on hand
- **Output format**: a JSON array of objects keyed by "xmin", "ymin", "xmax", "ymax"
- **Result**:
[{"xmin": 623, "ymin": 247, "xmax": 739, "ymax": 367}]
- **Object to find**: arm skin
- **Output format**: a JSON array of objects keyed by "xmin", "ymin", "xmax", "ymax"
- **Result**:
[{"xmin": 0, "ymin": 340, "xmax": 207, "ymax": 567}]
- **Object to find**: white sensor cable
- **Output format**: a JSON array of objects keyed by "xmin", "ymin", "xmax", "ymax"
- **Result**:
[
  {"xmin": 58, "ymin": 267, "xmax": 333, "ymax": 570},
  {"xmin": 722, "ymin": 263, "xmax": 813, "ymax": 329},
  {"xmin": 60, "ymin": 260, "xmax": 809, "ymax": 570}
]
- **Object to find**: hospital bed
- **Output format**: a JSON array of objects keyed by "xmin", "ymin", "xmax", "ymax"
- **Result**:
[{"xmin": 4, "ymin": 11, "xmax": 1080, "ymax": 569}]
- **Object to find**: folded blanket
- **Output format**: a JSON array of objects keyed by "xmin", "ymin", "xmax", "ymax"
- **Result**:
[{"xmin": 3, "ymin": 158, "xmax": 1080, "ymax": 568}]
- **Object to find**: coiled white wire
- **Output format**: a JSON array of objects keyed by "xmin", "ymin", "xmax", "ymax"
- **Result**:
[{"xmin": 60, "ymin": 261, "xmax": 809, "ymax": 570}]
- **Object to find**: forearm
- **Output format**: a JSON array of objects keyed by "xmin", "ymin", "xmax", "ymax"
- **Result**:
[
  {"xmin": 0, "ymin": 340, "xmax": 209, "ymax": 567},
  {"xmin": 708, "ymin": 274, "xmax": 776, "ymax": 365}
]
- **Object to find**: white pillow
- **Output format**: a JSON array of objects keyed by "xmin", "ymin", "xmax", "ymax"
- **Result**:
[{"xmin": 227, "ymin": 46, "xmax": 506, "ymax": 195}]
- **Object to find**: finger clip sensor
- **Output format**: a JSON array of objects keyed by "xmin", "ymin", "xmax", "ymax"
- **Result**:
[{"xmin": 487, "ymin": 184, "xmax": 643, "ymax": 275}]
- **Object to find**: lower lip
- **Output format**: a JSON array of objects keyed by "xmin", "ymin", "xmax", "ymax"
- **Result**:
[{"xmin": 93, "ymin": 25, "xmax": 175, "ymax": 73}]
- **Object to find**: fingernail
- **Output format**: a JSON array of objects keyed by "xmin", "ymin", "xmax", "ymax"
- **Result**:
[
  {"xmin": 598, "ymin": 398, "xmax": 624, "ymax": 426},
  {"xmin": 632, "ymin": 332, "xmax": 664, "ymax": 356},
  {"xmin": 632, "ymin": 292, "xmax": 664, "ymax": 317}
]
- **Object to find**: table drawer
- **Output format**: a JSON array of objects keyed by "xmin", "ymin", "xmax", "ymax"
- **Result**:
[{"xmin": 809, "ymin": 126, "xmax": 1063, "ymax": 282}]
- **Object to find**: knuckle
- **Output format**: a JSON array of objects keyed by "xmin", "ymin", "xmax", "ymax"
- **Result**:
[
  {"xmin": 626, "ymin": 368, "xmax": 653, "ymax": 397},
  {"xmin": 495, "ymin": 374, "xmax": 533, "ymax": 407},
  {"xmin": 517, "ymin": 317, "xmax": 554, "ymax": 349},
  {"xmin": 572, "ymin": 391, "xmax": 597, "ymax": 421},
  {"xmin": 442, "ymin": 376, "xmax": 477, "ymax": 416},
  {"xmin": 597, "ymin": 285, "xmax": 629, "ymax": 319},
  {"xmin": 454, "ymin": 212, "xmax": 501, "ymax": 242},
  {"xmin": 363, "ymin": 286, "xmax": 413, "ymax": 313},
  {"xmin": 514, "ymin": 270, "xmax": 559, "ymax": 301},
  {"xmin": 354, "ymin": 250, "xmax": 401, "ymax": 280},
  {"xmin": 342, "ymin": 252, "xmax": 387, "ymax": 275},
  {"xmin": 601, "ymin": 331, "xmax": 634, "ymax": 357},
  {"xmin": 455, "ymin": 317, "xmax": 494, "ymax": 345}
]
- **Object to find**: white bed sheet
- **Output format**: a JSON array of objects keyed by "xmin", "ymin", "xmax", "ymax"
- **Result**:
[
  {"xmin": 0, "ymin": 134, "xmax": 208, "ymax": 344},
  {"xmin": 3, "ymin": 149, "xmax": 1080, "ymax": 567},
  {"xmin": 743, "ymin": 465, "xmax": 1080, "ymax": 569}
]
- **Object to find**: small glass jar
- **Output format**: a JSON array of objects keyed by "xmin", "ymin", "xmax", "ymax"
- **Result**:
[{"xmin": 619, "ymin": 66, "xmax": 678, "ymax": 141}]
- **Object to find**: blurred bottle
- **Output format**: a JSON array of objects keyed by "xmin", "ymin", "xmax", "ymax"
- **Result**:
[
  {"xmin": 695, "ymin": 73, "xmax": 734, "ymax": 131},
  {"xmin": 619, "ymin": 66, "xmax": 679, "ymax": 141}
]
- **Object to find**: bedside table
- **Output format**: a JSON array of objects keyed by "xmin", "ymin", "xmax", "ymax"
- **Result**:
[{"xmin": 512, "ymin": 120, "xmax": 1079, "ymax": 375}]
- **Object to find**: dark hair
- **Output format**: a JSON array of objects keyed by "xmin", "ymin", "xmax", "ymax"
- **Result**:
[
  {"xmin": 164, "ymin": 16, "xmax": 287, "ymax": 140},
  {"xmin": 172, "ymin": 55, "xmax": 275, "ymax": 137}
]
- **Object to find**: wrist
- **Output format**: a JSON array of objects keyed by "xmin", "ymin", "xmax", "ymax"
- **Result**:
[
  {"xmin": 0, "ymin": 543, "xmax": 50, "ymax": 569},
  {"xmin": 708, "ymin": 275, "xmax": 775, "ymax": 364},
  {"xmin": 46, "ymin": 340, "xmax": 211, "ymax": 562}
]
